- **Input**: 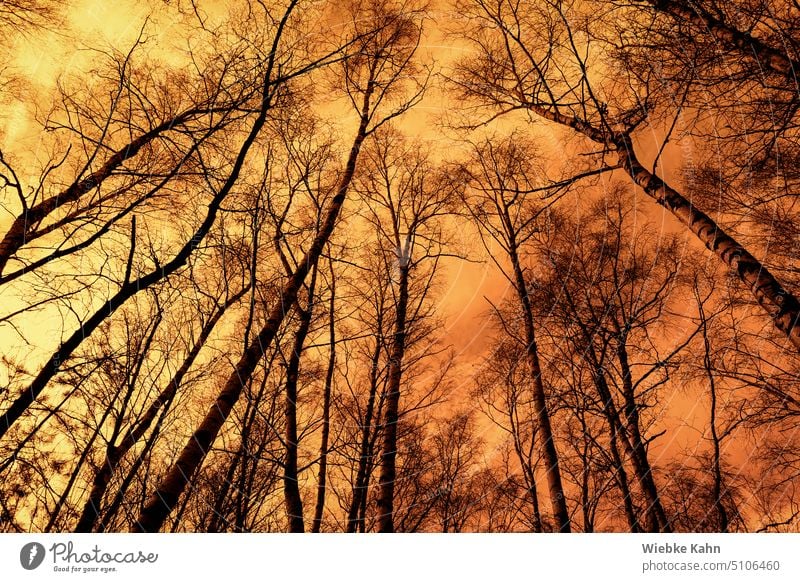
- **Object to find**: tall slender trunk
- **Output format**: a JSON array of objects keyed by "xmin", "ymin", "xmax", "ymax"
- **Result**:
[
  {"xmin": 699, "ymin": 302, "xmax": 729, "ymax": 532},
  {"xmin": 282, "ymin": 267, "xmax": 318, "ymax": 533},
  {"xmin": 553, "ymin": 282, "xmax": 641, "ymax": 532},
  {"xmin": 312, "ymin": 263, "xmax": 336, "ymax": 533},
  {"xmin": 616, "ymin": 340, "xmax": 671, "ymax": 532},
  {"xmin": 522, "ymin": 336, "xmax": 570, "ymax": 532},
  {"xmin": 132, "ymin": 77, "xmax": 375, "ymax": 533},
  {"xmin": 359, "ymin": 395, "xmax": 386, "ymax": 532},
  {"xmin": 514, "ymin": 439, "xmax": 544, "ymax": 532},
  {"xmin": 506, "ymin": 233, "xmax": 570, "ymax": 532},
  {"xmin": 592, "ymin": 368, "xmax": 648, "ymax": 531},
  {"xmin": 558, "ymin": 286, "xmax": 645, "ymax": 532},
  {"xmin": 376, "ymin": 263, "xmax": 410, "ymax": 533},
  {"xmin": 346, "ymin": 310, "xmax": 384, "ymax": 532},
  {"xmin": 608, "ymin": 417, "xmax": 640, "ymax": 532},
  {"xmin": 707, "ymin": 354, "xmax": 728, "ymax": 532},
  {"xmin": 508, "ymin": 401, "xmax": 543, "ymax": 532},
  {"xmin": 208, "ymin": 440, "xmax": 244, "ymax": 532},
  {"xmin": 235, "ymin": 376, "xmax": 282, "ymax": 532},
  {"xmin": 580, "ymin": 430, "xmax": 593, "ymax": 533}
]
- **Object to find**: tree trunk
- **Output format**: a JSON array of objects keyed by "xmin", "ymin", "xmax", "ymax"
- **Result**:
[
  {"xmin": 699, "ymin": 300, "xmax": 729, "ymax": 532},
  {"xmin": 525, "ymin": 104, "xmax": 800, "ymax": 350},
  {"xmin": 346, "ymin": 309, "xmax": 384, "ymax": 532},
  {"xmin": 282, "ymin": 267, "xmax": 318, "ymax": 533},
  {"xmin": 608, "ymin": 418, "xmax": 641, "ymax": 532},
  {"xmin": 312, "ymin": 262, "xmax": 336, "ymax": 533},
  {"xmin": 644, "ymin": 0, "xmax": 798, "ymax": 78},
  {"xmin": 616, "ymin": 136, "xmax": 800, "ymax": 350},
  {"xmin": 506, "ymin": 233, "xmax": 570, "ymax": 532},
  {"xmin": 376, "ymin": 263, "xmax": 410, "ymax": 533},
  {"xmin": 516, "ymin": 445, "xmax": 544, "ymax": 532},
  {"xmin": 616, "ymin": 339, "xmax": 671, "ymax": 532},
  {"xmin": 592, "ymin": 367, "xmax": 654, "ymax": 531},
  {"xmin": 508, "ymin": 405, "xmax": 544, "ymax": 532}
]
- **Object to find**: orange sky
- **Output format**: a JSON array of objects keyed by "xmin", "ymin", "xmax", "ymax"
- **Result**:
[{"xmin": 0, "ymin": 0, "xmax": 773, "ymax": 531}]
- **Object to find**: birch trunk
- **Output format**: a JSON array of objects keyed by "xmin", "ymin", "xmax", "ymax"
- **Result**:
[
  {"xmin": 524, "ymin": 104, "xmax": 800, "ymax": 350},
  {"xmin": 644, "ymin": 0, "xmax": 799, "ymax": 78}
]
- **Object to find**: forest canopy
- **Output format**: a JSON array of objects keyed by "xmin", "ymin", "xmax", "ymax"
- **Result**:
[{"xmin": 1, "ymin": 0, "xmax": 800, "ymax": 533}]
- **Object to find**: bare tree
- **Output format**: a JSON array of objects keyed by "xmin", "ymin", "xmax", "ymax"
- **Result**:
[
  {"xmin": 73, "ymin": 276, "xmax": 251, "ymax": 532},
  {"xmin": 456, "ymin": 135, "xmax": 570, "ymax": 531},
  {"xmin": 350, "ymin": 127, "xmax": 454, "ymax": 532},
  {"xmin": 452, "ymin": 0, "xmax": 800, "ymax": 349},
  {"xmin": 473, "ymin": 337, "xmax": 547, "ymax": 532},
  {"xmin": 312, "ymin": 254, "xmax": 337, "ymax": 532},
  {"xmin": 0, "ymin": 0, "xmax": 348, "ymax": 441},
  {"xmin": 132, "ymin": 0, "xmax": 427, "ymax": 531}
]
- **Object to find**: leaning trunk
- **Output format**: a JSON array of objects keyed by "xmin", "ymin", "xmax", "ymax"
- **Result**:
[
  {"xmin": 507, "ymin": 234, "xmax": 570, "ymax": 532},
  {"xmin": 644, "ymin": 0, "xmax": 798, "ymax": 78},
  {"xmin": 616, "ymin": 339, "xmax": 671, "ymax": 532},
  {"xmin": 526, "ymin": 105, "xmax": 800, "ymax": 350}
]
